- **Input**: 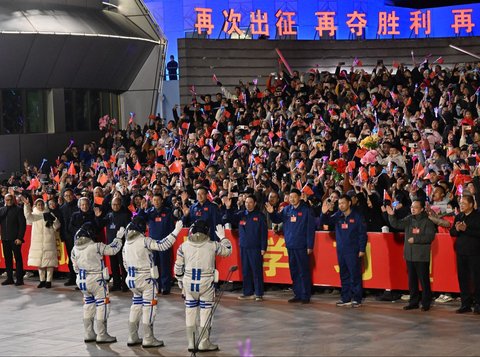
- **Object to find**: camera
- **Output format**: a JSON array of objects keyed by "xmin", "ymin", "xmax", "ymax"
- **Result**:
[
  {"xmin": 408, "ymin": 143, "xmax": 418, "ymax": 149},
  {"xmin": 424, "ymin": 129, "xmax": 433, "ymax": 135},
  {"xmin": 326, "ymin": 198, "xmax": 332, "ymax": 203}
]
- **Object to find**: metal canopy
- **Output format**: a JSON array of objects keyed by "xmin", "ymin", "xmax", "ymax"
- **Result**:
[{"xmin": 0, "ymin": 0, "xmax": 164, "ymax": 91}]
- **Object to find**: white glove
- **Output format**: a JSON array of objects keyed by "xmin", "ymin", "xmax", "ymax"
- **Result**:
[
  {"xmin": 215, "ymin": 224, "xmax": 225, "ymax": 239},
  {"xmin": 173, "ymin": 220, "xmax": 183, "ymax": 236},
  {"xmin": 116, "ymin": 227, "xmax": 126, "ymax": 239},
  {"xmin": 177, "ymin": 277, "xmax": 184, "ymax": 290}
]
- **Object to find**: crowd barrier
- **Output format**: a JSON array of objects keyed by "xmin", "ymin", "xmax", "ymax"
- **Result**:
[{"xmin": 0, "ymin": 227, "xmax": 460, "ymax": 292}]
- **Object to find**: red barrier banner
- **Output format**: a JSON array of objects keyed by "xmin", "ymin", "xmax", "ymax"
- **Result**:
[{"xmin": 0, "ymin": 227, "xmax": 460, "ymax": 292}]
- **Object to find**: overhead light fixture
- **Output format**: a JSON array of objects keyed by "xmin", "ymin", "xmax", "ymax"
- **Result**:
[{"xmin": 102, "ymin": 2, "xmax": 119, "ymax": 9}]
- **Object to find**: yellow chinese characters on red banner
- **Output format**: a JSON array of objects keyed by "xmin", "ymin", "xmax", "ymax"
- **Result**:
[
  {"xmin": 0, "ymin": 228, "xmax": 461, "ymax": 293},
  {"xmin": 263, "ymin": 234, "xmax": 291, "ymax": 282}
]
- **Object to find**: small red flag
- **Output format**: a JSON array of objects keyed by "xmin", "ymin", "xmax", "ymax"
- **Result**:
[
  {"xmin": 383, "ymin": 190, "xmax": 392, "ymax": 202},
  {"xmin": 169, "ymin": 160, "xmax": 182, "ymax": 174},
  {"xmin": 301, "ymin": 184, "xmax": 314, "ymax": 196},
  {"xmin": 67, "ymin": 162, "xmax": 76, "ymax": 176}
]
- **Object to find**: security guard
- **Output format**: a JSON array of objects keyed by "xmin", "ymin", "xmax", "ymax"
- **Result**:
[
  {"xmin": 320, "ymin": 194, "xmax": 367, "ymax": 308},
  {"xmin": 137, "ymin": 193, "xmax": 176, "ymax": 295},
  {"xmin": 182, "ymin": 186, "xmax": 220, "ymax": 241},
  {"xmin": 265, "ymin": 188, "xmax": 315, "ymax": 304},
  {"xmin": 224, "ymin": 195, "xmax": 268, "ymax": 301}
]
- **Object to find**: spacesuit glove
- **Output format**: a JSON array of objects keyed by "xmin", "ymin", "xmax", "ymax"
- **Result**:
[
  {"xmin": 116, "ymin": 226, "xmax": 126, "ymax": 240},
  {"xmin": 215, "ymin": 224, "xmax": 226, "ymax": 240},
  {"xmin": 176, "ymin": 276, "xmax": 184, "ymax": 290},
  {"xmin": 172, "ymin": 220, "xmax": 183, "ymax": 236}
]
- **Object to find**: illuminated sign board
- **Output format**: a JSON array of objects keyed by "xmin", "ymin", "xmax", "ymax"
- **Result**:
[
  {"xmin": 144, "ymin": 0, "xmax": 480, "ymax": 57},
  {"xmin": 193, "ymin": 7, "xmax": 475, "ymax": 38}
]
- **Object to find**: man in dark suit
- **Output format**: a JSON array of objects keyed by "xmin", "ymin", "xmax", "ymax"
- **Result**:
[
  {"xmin": 450, "ymin": 194, "xmax": 480, "ymax": 314},
  {"xmin": 0, "ymin": 194, "xmax": 26, "ymax": 286}
]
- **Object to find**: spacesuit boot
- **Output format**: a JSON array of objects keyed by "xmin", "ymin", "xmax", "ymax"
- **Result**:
[
  {"xmin": 127, "ymin": 321, "xmax": 142, "ymax": 346},
  {"xmin": 96, "ymin": 320, "xmax": 117, "ymax": 343},
  {"xmin": 186, "ymin": 326, "xmax": 196, "ymax": 352},
  {"xmin": 142, "ymin": 324, "xmax": 164, "ymax": 348},
  {"xmin": 83, "ymin": 319, "xmax": 96, "ymax": 343},
  {"xmin": 198, "ymin": 326, "xmax": 219, "ymax": 351}
]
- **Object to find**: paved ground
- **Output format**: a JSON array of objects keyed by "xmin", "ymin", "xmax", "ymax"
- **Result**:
[{"xmin": 0, "ymin": 275, "xmax": 479, "ymax": 356}]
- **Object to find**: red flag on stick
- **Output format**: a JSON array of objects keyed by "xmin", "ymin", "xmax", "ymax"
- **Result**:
[
  {"xmin": 169, "ymin": 160, "xmax": 182, "ymax": 174},
  {"xmin": 67, "ymin": 162, "xmax": 76, "ymax": 176}
]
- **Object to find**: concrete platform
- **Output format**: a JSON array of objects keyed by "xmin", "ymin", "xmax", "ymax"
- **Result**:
[{"xmin": 0, "ymin": 276, "xmax": 479, "ymax": 356}]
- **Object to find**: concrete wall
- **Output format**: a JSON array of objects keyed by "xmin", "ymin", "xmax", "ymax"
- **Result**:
[{"xmin": 178, "ymin": 37, "xmax": 480, "ymax": 105}]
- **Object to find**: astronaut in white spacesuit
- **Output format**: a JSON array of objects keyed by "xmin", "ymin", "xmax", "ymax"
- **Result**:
[
  {"xmin": 71, "ymin": 223, "xmax": 123, "ymax": 344},
  {"xmin": 122, "ymin": 215, "xmax": 183, "ymax": 348},
  {"xmin": 174, "ymin": 220, "xmax": 232, "ymax": 352}
]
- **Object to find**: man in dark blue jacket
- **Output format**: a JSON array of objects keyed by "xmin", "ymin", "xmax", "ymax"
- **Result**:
[
  {"xmin": 182, "ymin": 186, "xmax": 220, "ymax": 241},
  {"xmin": 94, "ymin": 197, "xmax": 132, "ymax": 291},
  {"xmin": 60, "ymin": 188, "xmax": 78, "ymax": 286},
  {"xmin": 138, "ymin": 193, "xmax": 176, "ymax": 295},
  {"xmin": 266, "ymin": 189, "xmax": 315, "ymax": 304},
  {"xmin": 320, "ymin": 194, "xmax": 367, "ymax": 308},
  {"xmin": 224, "ymin": 195, "xmax": 268, "ymax": 301}
]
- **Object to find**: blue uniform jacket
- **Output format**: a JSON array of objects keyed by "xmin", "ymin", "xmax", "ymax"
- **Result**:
[
  {"xmin": 138, "ymin": 206, "xmax": 175, "ymax": 240},
  {"xmin": 319, "ymin": 208, "xmax": 368, "ymax": 255},
  {"xmin": 183, "ymin": 200, "xmax": 220, "ymax": 241},
  {"xmin": 269, "ymin": 201, "xmax": 316, "ymax": 250},
  {"xmin": 224, "ymin": 209, "xmax": 268, "ymax": 250}
]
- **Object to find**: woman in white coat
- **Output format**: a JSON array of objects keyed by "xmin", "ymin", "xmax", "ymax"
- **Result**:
[{"xmin": 22, "ymin": 197, "xmax": 60, "ymax": 288}]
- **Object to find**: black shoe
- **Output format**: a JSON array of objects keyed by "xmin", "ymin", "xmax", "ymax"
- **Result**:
[
  {"xmin": 64, "ymin": 280, "xmax": 76, "ymax": 286},
  {"xmin": 161, "ymin": 290, "xmax": 171, "ymax": 296},
  {"xmin": 45, "ymin": 282, "xmax": 52, "ymax": 289},
  {"xmin": 403, "ymin": 305, "xmax": 419, "ymax": 310},
  {"xmin": 122, "ymin": 286, "xmax": 129, "ymax": 292},
  {"xmin": 301, "ymin": 299, "xmax": 310, "ymax": 304},
  {"xmin": 288, "ymin": 297, "xmax": 302, "ymax": 303},
  {"xmin": 474, "ymin": 305, "xmax": 480, "ymax": 314},
  {"xmin": 456, "ymin": 306, "xmax": 472, "ymax": 314},
  {"xmin": 421, "ymin": 306, "xmax": 430, "ymax": 311},
  {"xmin": 15, "ymin": 280, "xmax": 24, "ymax": 286},
  {"xmin": 2, "ymin": 279, "xmax": 14, "ymax": 286},
  {"xmin": 37, "ymin": 281, "xmax": 46, "ymax": 288}
]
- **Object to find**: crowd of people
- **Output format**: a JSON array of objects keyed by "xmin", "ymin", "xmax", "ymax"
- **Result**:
[{"xmin": 1, "ymin": 57, "xmax": 480, "ymax": 316}]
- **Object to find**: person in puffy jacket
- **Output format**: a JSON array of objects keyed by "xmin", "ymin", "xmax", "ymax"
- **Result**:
[{"xmin": 22, "ymin": 196, "xmax": 60, "ymax": 288}]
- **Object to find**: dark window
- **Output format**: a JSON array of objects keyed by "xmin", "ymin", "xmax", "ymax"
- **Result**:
[
  {"xmin": 25, "ymin": 90, "xmax": 46, "ymax": 133},
  {"xmin": 2, "ymin": 89, "xmax": 24, "ymax": 134}
]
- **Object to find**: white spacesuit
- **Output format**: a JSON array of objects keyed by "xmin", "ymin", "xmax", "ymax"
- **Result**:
[
  {"xmin": 174, "ymin": 221, "xmax": 232, "ymax": 352},
  {"xmin": 122, "ymin": 216, "xmax": 183, "ymax": 348},
  {"xmin": 71, "ymin": 224, "xmax": 123, "ymax": 344}
]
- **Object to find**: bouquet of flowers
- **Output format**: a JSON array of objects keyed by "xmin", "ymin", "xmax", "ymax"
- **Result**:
[
  {"xmin": 99, "ymin": 115, "xmax": 118, "ymax": 131},
  {"xmin": 359, "ymin": 134, "xmax": 380, "ymax": 150},
  {"xmin": 326, "ymin": 158, "xmax": 346, "ymax": 182}
]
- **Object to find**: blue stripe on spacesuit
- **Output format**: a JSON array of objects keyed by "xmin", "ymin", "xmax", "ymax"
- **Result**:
[
  {"xmin": 185, "ymin": 299, "xmax": 199, "ymax": 308},
  {"xmin": 85, "ymin": 296, "xmax": 95, "ymax": 304}
]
